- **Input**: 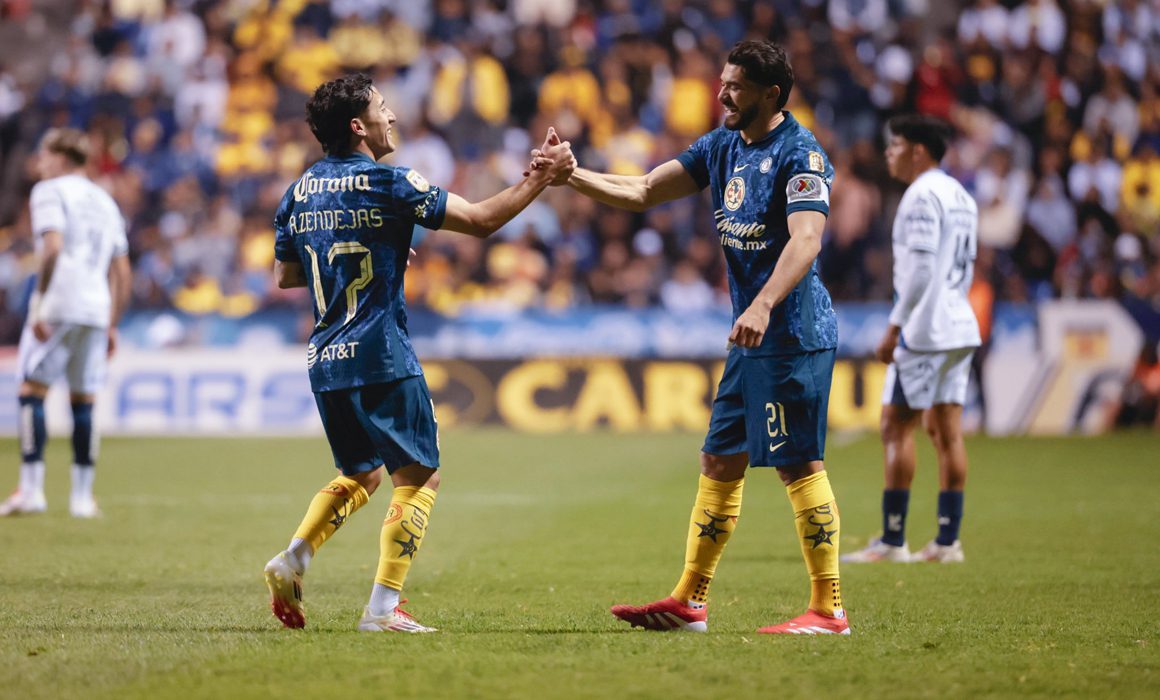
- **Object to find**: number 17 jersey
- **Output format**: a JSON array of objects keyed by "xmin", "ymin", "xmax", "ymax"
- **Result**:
[{"xmin": 274, "ymin": 153, "xmax": 448, "ymax": 393}]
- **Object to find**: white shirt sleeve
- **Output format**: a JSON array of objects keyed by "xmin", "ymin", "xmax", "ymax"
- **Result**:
[
  {"xmin": 30, "ymin": 182, "xmax": 65, "ymax": 236},
  {"xmin": 888, "ymin": 248, "xmax": 934, "ymax": 328},
  {"xmin": 900, "ymin": 192, "xmax": 939, "ymax": 254}
]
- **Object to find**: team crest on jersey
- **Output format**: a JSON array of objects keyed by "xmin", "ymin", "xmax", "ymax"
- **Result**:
[
  {"xmin": 808, "ymin": 151, "xmax": 825, "ymax": 173},
  {"xmin": 405, "ymin": 169, "xmax": 430, "ymax": 192},
  {"xmin": 760, "ymin": 157, "xmax": 773, "ymax": 173},
  {"xmin": 787, "ymin": 174, "xmax": 828, "ymax": 205},
  {"xmin": 724, "ymin": 177, "xmax": 746, "ymax": 211}
]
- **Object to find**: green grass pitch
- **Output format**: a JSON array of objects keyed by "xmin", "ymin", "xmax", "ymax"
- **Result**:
[{"xmin": 0, "ymin": 430, "xmax": 1157, "ymax": 699}]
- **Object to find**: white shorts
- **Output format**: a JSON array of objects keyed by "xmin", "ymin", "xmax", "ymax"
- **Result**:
[
  {"xmin": 17, "ymin": 323, "xmax": 109, "ymax": 394},
  {"xmin": 882, "ymin": 346, "xmax": 975, "ymax": 410}
]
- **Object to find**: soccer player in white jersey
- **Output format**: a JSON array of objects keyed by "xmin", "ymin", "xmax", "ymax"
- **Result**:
[
  {"xmin": 0, "ymin": 128, "xmax": 132, "ymax": 518},
  {"xmin": 843, "ymin": 115, "xmax": 980, "ymax": 564}
]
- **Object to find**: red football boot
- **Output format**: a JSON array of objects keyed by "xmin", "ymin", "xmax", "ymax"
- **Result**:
[
  {"xmin": 757, "ymin": 609, "xmax": 850, "ymax": 635},
  {"xmin": 610, "ymin": 596, "xmax": 708, "ymax": 632}
]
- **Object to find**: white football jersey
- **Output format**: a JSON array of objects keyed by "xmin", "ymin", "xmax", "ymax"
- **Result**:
[
  {"xmin": 889, "ymin": 169, "xmax": 981, "ymax": 351},
  {"xmin": 30, "ymin": 174, "xmax": 128, "ymax": 328}
]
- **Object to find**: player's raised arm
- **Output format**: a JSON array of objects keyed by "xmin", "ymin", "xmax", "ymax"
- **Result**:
[
  {"xmin": 441, "ymin": 138, "xmax": 574, "ymax": 238},
  {"xmin": 728, "ymin": 209, "xmax": 826, "ymax": 348},
  {"xmin": 565, "ymin": 160, "xmax": 701, "ymax": 213},
  {"xmin": 530, "ymin": 126, "xmax": 701, "ymax": 212}
]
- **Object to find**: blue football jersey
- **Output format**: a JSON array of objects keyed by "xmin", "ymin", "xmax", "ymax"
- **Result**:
[
  {"xmin": 274, "ymin": 153, "xmax": 448, "ymax": 392},
  {"xmin": 677, "ymin": 112, "xmax": 838, "ymax": 356}
]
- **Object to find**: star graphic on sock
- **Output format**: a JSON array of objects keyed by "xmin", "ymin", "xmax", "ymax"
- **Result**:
[
  {"xmin": 805, "ymin": 524, "xmax": 836, "ymax": 549},
  {"xmin": 695, "ymin": 510, "xmax": 731, "ymax": 543},
  {"xmin": 329, "ymin": 502, "xmax": 349, "ymax": 529},
  {"xmin": 395, "ymin": 534, "xmax": 419, "ymax": 559}
]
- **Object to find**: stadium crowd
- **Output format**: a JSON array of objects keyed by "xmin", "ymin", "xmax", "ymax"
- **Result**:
[{"xmin": 0, "ymin": 0, "xmax": 1158, "ymax": 360}]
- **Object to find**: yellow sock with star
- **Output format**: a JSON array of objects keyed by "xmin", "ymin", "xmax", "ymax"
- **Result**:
[
  {"xmin": 292, "ymin": 475, "xmax": 370, "ymax": 554},
  {"xmin": 671, "ymin": 474, "xmax": 745, "ymax": 607},
  {"xmin": 786, "ymin": 470, "xmax": 843, "ymax": 616},
  {"xmin": 375, "ymin": 486, "xmax": 437, "ymax": 590}
]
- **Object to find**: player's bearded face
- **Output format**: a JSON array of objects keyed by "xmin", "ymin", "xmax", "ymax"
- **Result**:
[{"xmin": 718, "ymin": 65, "xmax": 767, "ymax": 132}]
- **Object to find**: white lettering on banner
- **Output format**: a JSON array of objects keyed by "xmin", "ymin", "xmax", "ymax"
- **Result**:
[
  {"xmin": 0, "ymin": 349, "xmax": 323, "ymax": 435},
  {"xmin": 293, "ymin": 172, "xmax": 372, "ymax": 202}
]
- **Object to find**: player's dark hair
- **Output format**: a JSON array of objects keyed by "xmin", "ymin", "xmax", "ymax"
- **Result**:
[
  {"xmin": 726, "ymin": 40, "xmax": 794, "ymax": 110},
  {"xmin": 40, "ymin": 128, "xmax": 89, "ymax": 166},
  {"xmin": 306, "ymin": 73, "xmax": 374, "ymax": 155},
  {"xmin": 888, "ymin": 114, "xmax": 955, "ymax": 162}
]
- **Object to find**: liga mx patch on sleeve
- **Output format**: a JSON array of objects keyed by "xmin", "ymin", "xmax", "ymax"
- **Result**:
[
  {"xmin": 787, "ymin": 174, "xmax": 829, "ymax": 206},
  {"xmin": 405, "ymin": 169, "xmax": 430, "ymax": 192}
]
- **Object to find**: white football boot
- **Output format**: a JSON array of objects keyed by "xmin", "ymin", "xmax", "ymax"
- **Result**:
[
  {"xmin": 840, "ymin": 537, "xmax": 912, "ymax": 563},
  {"xmin": 357, "ymin": 604, "xmax": 437, "ymax": 633},
  {"xmin": 264, "ymin": 551, "xmax": 306, "ymax": 629},
  {"xmin": 0, "ymin": 490, "xmax": 47, "ymax": 516},
  {"xmin": 912, "ymin": 539, "xmax": 965, "ymax": 563}
]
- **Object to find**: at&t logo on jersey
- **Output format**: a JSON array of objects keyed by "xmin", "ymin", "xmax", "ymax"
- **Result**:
[
  {"xmin": 307, "ymin": 341, "xmax": 361, "ymax": 368},
  {"xmin": 293, "ymin": 172, "xmax": 372, "ymax": 202},
  {"xmin": 724, "ymin": 177, "xmax": 746, "ymax": 211}
]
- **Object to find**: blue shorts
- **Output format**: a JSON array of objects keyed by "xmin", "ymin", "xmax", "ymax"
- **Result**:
[
  {"xmin": 703, "ymin": 348, "xmax": 835, "ymax": 467},
  {"xmin": 314, "ymin": 375, "xmax": 440, "ymax": 476}
]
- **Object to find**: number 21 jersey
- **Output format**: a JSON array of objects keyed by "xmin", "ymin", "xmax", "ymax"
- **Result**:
[
  {"xmin": 274, "ymin": 153, "xmax": 448, "ymax": 392},
  {"xmin": 891, "ymin": 169, "xmax": 981, "ymax": 351}
]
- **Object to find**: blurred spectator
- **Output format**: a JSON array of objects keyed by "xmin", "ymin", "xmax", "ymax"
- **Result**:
[
  {"xmin": 957, "ymin": 0, "xmax": 1009, "ymax": 50},
  {"xmin": 1008, "ymin": 0, "xmax": 1066, "ymax": 55},
  {"xmin": 1069, "ymin": 133, "xmax": 1124, "ymax": 214},
  {"xmin": 1083, "ymin": 67, "xmax": 1140, "ymax": 155}
]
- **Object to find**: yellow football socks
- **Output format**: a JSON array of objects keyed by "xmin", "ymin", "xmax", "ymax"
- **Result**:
[
  {"xmin": 786, "ymin": 470, "xmax": 843, "ymax": 616},
  {"xmin": 375, "ymin": 486, "xmax": 438, "ymax": 590},
  {"xmin": 671, "ymin": 474, "xmax": 745, "ymax": 607},
  {"xmin": 292, "ymin": 475, "xmax": 370, "ymax": 553}
]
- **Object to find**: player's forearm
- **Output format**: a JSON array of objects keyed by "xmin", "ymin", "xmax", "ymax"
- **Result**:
[
  {"xmin": 567, "ymin": 168, "xmax": 650, "ymax": 212},
  {"xmin": 750, "ymin": 229, "xmax": 822, "ymax": 314},
  {"xmin": 108, "ymin": 256, "xmax": 132, "ymax": 326},
  {"xmin": 455, "ymin": 175, "xmax": 551, "ymax": 238},
  {"xmin": 36, "ymin": 252, "xmax": 59, "ymax": 296},
  {"xmin": 887, "ymin": 249, "xmax": 933, "ymax": 328}
]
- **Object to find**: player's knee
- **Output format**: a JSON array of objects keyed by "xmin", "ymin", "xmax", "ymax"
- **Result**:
[
  {"xmin": 927, "ymin": 422, "xmax": 961, "ymax": 453},
  {"xmin": 699, "ymin": 452, "xmax": 747, "ymax": 481},
  {"xmin": 880, "ymin": 413, "xmax": 908, "ymax": 445},
  {"xmin": 777, "ymin": 462, "xmax": 821, "ymax": 486},
  {"xmin": 423, "ymin": 469, "xmax": 441, "ymax": 492},
  {"xmin": 19, "ymin": 382, "xmax": 48, "ymax": 399},
  {"xmin": 352, "ymin": 467, "xmax": 385, "ymax": 496}
]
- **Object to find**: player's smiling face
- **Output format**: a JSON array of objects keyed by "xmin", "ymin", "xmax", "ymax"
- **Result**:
[
  {"xmin": 357, "ymin": 87, "xmax": 396, "ymax": 159},
  {"xmin": 718, "ymin": 64, "xmax": 772, "ymax": 132}
]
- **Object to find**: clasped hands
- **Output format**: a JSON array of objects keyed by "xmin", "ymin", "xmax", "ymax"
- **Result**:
[{"xmin": 524, "ymin": 127, "xmax": 576, "ymax": 186}]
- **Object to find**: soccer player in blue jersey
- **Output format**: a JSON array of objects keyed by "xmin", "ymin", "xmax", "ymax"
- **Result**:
[
  {"xmin": 264, "ymin": 74, "xmax": 574, "ymax": 632},
  {"xmin": 542, "ymin": 39, "xmax": 847, "ymax": 634}
]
